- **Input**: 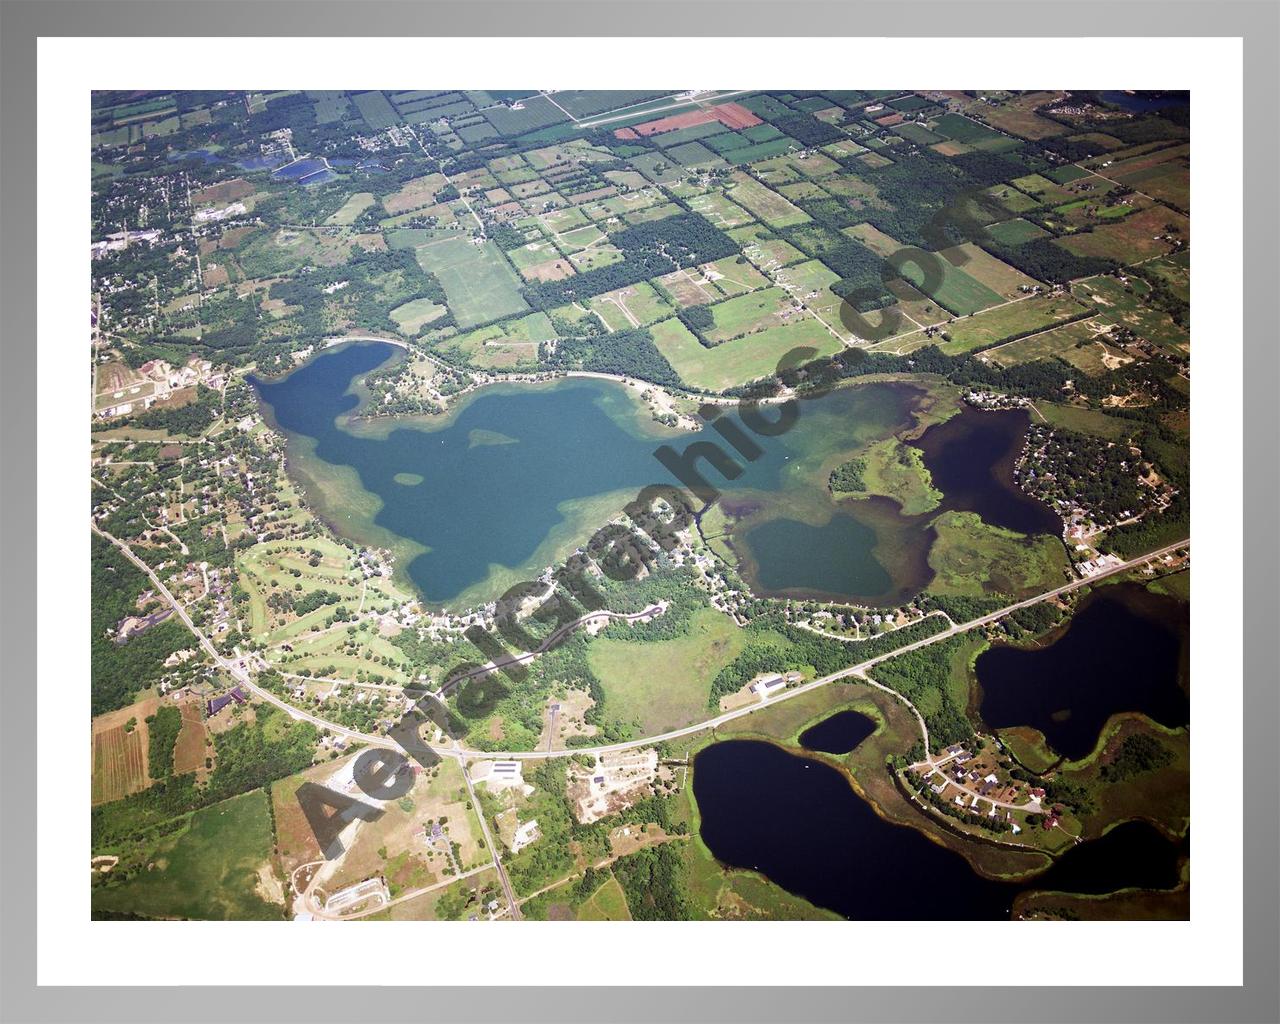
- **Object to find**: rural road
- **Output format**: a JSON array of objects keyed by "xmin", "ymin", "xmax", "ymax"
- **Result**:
[
  {"xmin": 95, "ymin": 520, "xmax": 1186, "ymax": 765},
  {"xmin": 95, "ymin": 520, "xmax": 1184, "ymax": 914}
]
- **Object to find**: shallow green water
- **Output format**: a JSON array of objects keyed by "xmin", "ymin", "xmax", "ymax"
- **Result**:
[{"xmin": 252, "ymin": 341, "xmax": 939, "ymax": 607}]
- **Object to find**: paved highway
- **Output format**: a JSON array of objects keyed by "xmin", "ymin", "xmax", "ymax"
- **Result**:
[{"xmin": 95, "ymin": 520, "xmax": 1186, "ymax": 765}]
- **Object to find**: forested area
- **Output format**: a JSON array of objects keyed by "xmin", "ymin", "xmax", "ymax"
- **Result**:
[
  {"xmin": 128, "ymin": 384, "xmax": 221, "ymax": 437},
  {"xmin": 145, "ymin": 704, "xmax": 183, "ymax": 779},
  {"xmin": 707, "ymin": 613, "xmax": 949, "ymax": 707},
  {"xmin": 91, "ymin": 533, "xmax": 191, "ymax": 715},
  {"xmin": 612, "ymin": 843, "xmax": 691, "ymax": 920},
  {"xmin": 1099, "ymin": 733, "xmax": 1174, "ymax": 783},
  {"xmin": 775, "ymin": 113, "xmax": 845, "ymax": 148},
  {"xmin": 867, "ymin": 637, "xmax": 974, "ymax": 750},
  {"xmin": 545, "ymin": 326, "xmax": 682, "ymax": 388}
]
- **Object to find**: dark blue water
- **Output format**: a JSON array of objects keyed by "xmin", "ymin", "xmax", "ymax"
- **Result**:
[
  {"xmin": 1100, "ymin": 91, "xmax": 1190, "ymax": 114},
  {"xmin": 274, "ymin": 158, "xmax": 329, "ymax": 181},
  {"xmin": 976, "ymin": 584, "xmax": 1189, "ymax": 760},
  {"xmin": 912, "ymin": 406, "xmax": 1060, "ymax": 536},
  {"xmin": 693, "ymin": 739, "xmax": 1185, "ymax": 920},
  {"xmin": 798, "ymin": 709, "xmax": 877, "ymax": 754}
]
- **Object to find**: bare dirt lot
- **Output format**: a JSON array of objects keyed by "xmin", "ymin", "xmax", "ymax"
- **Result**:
[
  {"xmin": 535, "ymin": 689, "xmax": 598, "ymax": 752},
  {"xmin": 171, "ymin": 698, "xmax": 210, "ymax": 777},
  {"xmin": 567, "ymin": 748, "xmax": 658, "ymax": 824},
  {"xmin": 191, "ymin": 178, "xmax": 254, "ymax": 206}
]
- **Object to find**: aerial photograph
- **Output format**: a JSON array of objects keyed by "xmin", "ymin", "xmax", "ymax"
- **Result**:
[{"xmin": 89, "ymin": 87, "xmax": 1191, "ymax": 923}]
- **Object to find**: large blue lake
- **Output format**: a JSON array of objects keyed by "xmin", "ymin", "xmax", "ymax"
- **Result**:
[{"xmin": 253, "ymin": 341, "xmax": 1053, "ymax": 608}]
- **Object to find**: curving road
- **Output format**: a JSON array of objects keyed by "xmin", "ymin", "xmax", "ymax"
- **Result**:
[{"xmin": 95, "ymin": 520, "xmax": 1186, "ymax": 765}]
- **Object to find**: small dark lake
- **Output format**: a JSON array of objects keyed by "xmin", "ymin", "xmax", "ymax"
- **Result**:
[
  {"xmin": 740, "ymin": 515, "xmax": 892, "ymax": 602},
  {"xmin": 798, "ymin": 709, "xmax": 877, "ymax": 755},
  {"xmin": 911, "ymin": 405, "xmax": 1061, "ymax": 537},
  {"xmin": 693, "ymin": 739, "xmax": 1185, "ymax": 920},
  {"xmin": 975, "ymin": 583, "xmax": 1189, "ymax": 760},
  {"xmin": 1100, "ymin": 90, "xmax": 1190, "ymax": 113}
]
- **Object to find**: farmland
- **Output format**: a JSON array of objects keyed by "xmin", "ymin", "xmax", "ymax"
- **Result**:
[
  {"xmin": 92, "ymin": 697, "xmax": 161, "ymax": 805},
  {"xmin": 90, "ymin": 88, "xmax": 1193, "ymax": 924},
  {"xmin": 985, "ymin": 317, "xmax": 1129, "ymax": 375},
  {"xmin": 586, "ymin": 607, "xmax": 746, "ymax": 735},
  {"xmin": 899, "ymin": 256, "xmax": 1004, "ymax": 316},
  {"xmin": 936, "ymin": 292, "xmax": 1092, "ymax": 355},
  {"xmin": 649, "ymin": 314, "xmax": 841, "ymax": 392},
  {"xmin": 727, "ymin": 173, "xmax": 811, "ymax": 228},
  {"xmin": 92, "ymin": 789, "xmax": 285, "ymax": 920},
  {"xmin": 412, "ymin": 236, "xmax": 530, "ymax": 328},
  {"xmin": 1055, "ymin": 205, "xmax": 1189, "ymax": 263}
]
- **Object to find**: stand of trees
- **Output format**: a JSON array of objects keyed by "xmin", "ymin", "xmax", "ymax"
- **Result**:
[
  {"xmin": 828, "ymin": 457, "xmax": 867, "ymax": 493},
  {"xmin": 145, "ymin": 705, "xmax": 183, "ymax": 779},
  {"xmin": 1100, "ymin": 733, "xmax": 1174, "ymax": 783},
  {"xmin": 91, "ymin": 534, "xmax": 191, "ymax": 715},
  {"xmin": 867, "ymin": 637, "xmax": 975, "ymax": 751},
  {"xmin": 611, "ymin": 843, "xmax": 690, "ymax": 920},
  {"xmin": 775, "ymin": 113, "xmax": 845, "ymax": 148},
  {"xmin": 545, "ymin": 327, "xmax": 682, "ymax": 389},
  {"xmin": 130, "ymin": 384, "xmax": 221, "ymax": 437}
]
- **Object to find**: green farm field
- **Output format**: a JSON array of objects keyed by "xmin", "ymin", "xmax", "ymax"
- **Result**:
[
  {"xmin": 324, "ymin": 192, "xmax": 377, "ymax": 226},
  {"xmin": 92, "ymin": 789, "xmax": 285, "ymax": 921},
  {"xmin": 390, "ymin": 297, "xmax": 447, "ymax": 335},
  {"xmin": 985, "ymin": 218, "xmax": 1049, "ymax": 245},
  {"xmin": 900, "ymin": 256, "xmax": 1004, "ymax": 317},
  {"xmin": 650, "ymin": 315, "xmax": 841, "ymax": 392},
  {"xmin": 702, "ymin": 287, "xmax": 795, "ymax": 343},
  {"xmin": 940, "ymin": 243, "xmax": 1041, "ymax": 298},
  {"xmin": 728, "ymin": 174, "xmax": 810, "ymax": 229},
  {"xmin": 586, "ymin": 607, "xmax": 746, "ymax": 735},
  {"xmin": 937, "ymin": 293, "xmax": 1092, "ymax": 355},
  {"xmin": 412, "ymin": 236, "xmax": 530, "ymax": 328}
]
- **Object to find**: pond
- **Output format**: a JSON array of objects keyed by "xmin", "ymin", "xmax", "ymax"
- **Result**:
[
  {"xmin": 692, "ymin": 739, "xmax": 1185, "ymax": 920},
  {"xmin": 975, "ymin": 583, "xmax": 1189, "ymax": 760},
  {"xmin": 798, "ymin": 709, "xmax": 877, "ymax": 755},
  {"xmin": 273, "ymin": 157, "xmax": 331, "ymax": 183}
]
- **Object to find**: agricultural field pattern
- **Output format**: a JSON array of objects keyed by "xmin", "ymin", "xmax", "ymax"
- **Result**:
[{"xmin": 90, "ymin": 88, "xmax": 1191, "ymax": 924}]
